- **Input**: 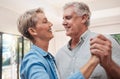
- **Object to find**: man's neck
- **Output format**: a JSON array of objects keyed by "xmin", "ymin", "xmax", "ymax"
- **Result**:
[{"xmin": 70, "ymin": 29, "xmax": 88, "ymax": 49}]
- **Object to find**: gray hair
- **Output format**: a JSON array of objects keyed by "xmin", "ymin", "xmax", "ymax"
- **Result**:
[
  {"xmin": 63, "ymin": 2, "xmax": 91, "ymax": 26},
  {"xmin": 17, "ymin": 8, "xmax": 44, "ymax": 40}
]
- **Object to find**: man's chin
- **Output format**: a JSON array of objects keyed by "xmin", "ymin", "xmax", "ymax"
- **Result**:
[{"xmin": 66, "ymin": 33, "xmax": 71, "ymax": 36}]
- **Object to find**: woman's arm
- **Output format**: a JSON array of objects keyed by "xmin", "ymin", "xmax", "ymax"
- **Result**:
[{"xmin": 80, "ymin": 55, "xmax": 99, "ymax": 79}]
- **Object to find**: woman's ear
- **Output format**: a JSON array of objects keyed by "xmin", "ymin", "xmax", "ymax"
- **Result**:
[
  {"xmin": 28, "ymin": 27, "xmax": 37, "ymax": 36},
  {"xmin": 81, "ymin": 14, "xmax": 88, "ymax": 24}
]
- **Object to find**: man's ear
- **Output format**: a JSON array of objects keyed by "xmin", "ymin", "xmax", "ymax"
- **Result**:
[
  {"xmin": 28, "ymin": 27, "xmax": 37, "ymax": 36},
  {"xmin": 81, "ymin": 14, "xmax": 88, "ymax": 24}
]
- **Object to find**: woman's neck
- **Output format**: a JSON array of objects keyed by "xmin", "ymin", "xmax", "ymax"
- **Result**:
[{"xmin": 33, "ymin": 39, "xmax": 49, "ymax": 52}]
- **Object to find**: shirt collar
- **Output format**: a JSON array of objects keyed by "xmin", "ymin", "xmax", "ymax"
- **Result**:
[
  {"xmin": 67, "ymin": 30, "xmax": 91, "ymax": 49},
  {"xmin": 31, "ymin": 44, "xmax": 48, "ymax": 57},
  {"xmin": 31, "ymin": 45, "xmax": 55, "ymax": 60},
  {"xmin": 80, "ymin": 30, "xmax": 91, "ymax": 40}
]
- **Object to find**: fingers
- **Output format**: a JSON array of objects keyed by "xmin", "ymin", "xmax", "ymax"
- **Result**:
[
  {"xmin": 90, "ymin": 34, "xmax": 112, "ymax": 59},
  {"xmin": 96, "ymin": 34, "xmax": 107, "ymax": 41},
  {"xmin": 90, "ymin": 41, "xmax": 111, "ymax": 55},
  {"xmin": 90, "ymin": 34, "xmax": 111, "ymax": 45},
  {"xmin": 90, "ymin": 34, "xmax": 112, "ymax": 50}
]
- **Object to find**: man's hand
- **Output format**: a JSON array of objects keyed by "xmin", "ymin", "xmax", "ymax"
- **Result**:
[
  {"xmin": 90, "ymin": 34, "xmax": 120, "ymax": 79},
  {"xmin": 90, "ymin": 34, "xmax": 112, "ymax": 67}
]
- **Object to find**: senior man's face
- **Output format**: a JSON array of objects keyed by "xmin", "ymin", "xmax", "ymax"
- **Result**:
[{"xmin": 62, "ymin": 6, "xmax": 84, "ymax": 37}]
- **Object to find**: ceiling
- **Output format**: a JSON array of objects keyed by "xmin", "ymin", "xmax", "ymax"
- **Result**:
[{"xmin": 0, "ymin": 0, "xmax": 120, "ymax": 35}]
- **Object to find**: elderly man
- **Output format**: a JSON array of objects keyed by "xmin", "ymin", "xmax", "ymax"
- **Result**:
[{"xmin": 55, "ymin": 2, "xmax": 120, "ymax": 79}]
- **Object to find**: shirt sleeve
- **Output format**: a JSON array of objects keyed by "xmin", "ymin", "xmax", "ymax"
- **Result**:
[
  {"xmin": 67, "ymin": 71, "xmax": 85, "ymax": 79},
  {"xmin": 27, "ymin": 62, "xmax": 50, "ymax": 79},
  {"xmin": 20, "ymin": 57, "xmax": 50, "ymax": 79}
]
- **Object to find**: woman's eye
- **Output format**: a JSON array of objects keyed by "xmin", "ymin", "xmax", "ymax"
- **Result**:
[{"xmin": 43, "ymin": 20, "xmax": 48, "ymax": 23}]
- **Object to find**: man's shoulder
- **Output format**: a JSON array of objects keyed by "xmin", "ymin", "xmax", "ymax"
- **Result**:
[
  {"xmin": 84, "ymin": 31, "xmax": 98, "ymax": 39},
  {"xmin": 90, "ymin": 31, "xmax": 98, "ymax": 36},
  {"xmin": 55, "ymin": 44, "xmax": 68, "ymax": 58}
]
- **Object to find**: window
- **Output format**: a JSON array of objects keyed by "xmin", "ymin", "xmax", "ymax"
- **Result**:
[{"xmin": 111, "ymin": 34, "xmax": 120, "ymax": 45}]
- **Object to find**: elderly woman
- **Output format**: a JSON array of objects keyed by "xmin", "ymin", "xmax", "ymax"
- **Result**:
[{"xmin": 18, "ymin": 7, "xmax": 102, "ymax": 79}]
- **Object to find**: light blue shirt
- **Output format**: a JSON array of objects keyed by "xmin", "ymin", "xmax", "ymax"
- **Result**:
[
  {"xmin": 20, "ymin": 45, "xmax": 85, "ymax": 79},
  {"xmin": 20, "ymin": 45, "xmax": 58, "ymax": 79}
]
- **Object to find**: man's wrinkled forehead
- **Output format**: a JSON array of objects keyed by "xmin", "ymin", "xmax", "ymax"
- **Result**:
[{"xmin": 63, "ymin": 7, "xmax": 76, "ymax": 16}]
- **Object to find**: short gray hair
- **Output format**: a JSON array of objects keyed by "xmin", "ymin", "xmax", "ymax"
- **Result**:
[
  {"xmin": 17, "ymin": 8, "xmax": 44, "ymax": 40},
  {"xmin": 63, "ymin": 2, "xmax": 91, "ymax": 26}
]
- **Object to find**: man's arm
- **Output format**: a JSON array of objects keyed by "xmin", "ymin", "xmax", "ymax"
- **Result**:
[
  {"xmin": 90, "ymin": 34, "xmax": 120, "ymax": 79},
  {"xmin": 103, "ymin": 60, "xmax": 120, "ymax": 79}
]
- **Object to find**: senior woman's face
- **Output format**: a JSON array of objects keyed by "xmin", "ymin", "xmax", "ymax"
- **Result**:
[{"xmin": 31, "ymin": 13, "xmax": 53, "ymax": 41}]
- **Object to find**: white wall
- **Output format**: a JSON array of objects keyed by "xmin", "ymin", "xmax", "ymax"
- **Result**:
[{"xmin": 90, "ymin": 16, "xmax": 120, "ymax": 34}]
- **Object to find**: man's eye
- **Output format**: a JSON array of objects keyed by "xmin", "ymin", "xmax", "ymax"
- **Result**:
[{"xmin": 66, "ymin": 16, "xmax": 72, "ymax": 20}]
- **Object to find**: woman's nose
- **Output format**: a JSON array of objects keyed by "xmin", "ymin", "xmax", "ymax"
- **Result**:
[{"xmin": 49, "ymin": 21, "xmax": 53, "ymax": 27}]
